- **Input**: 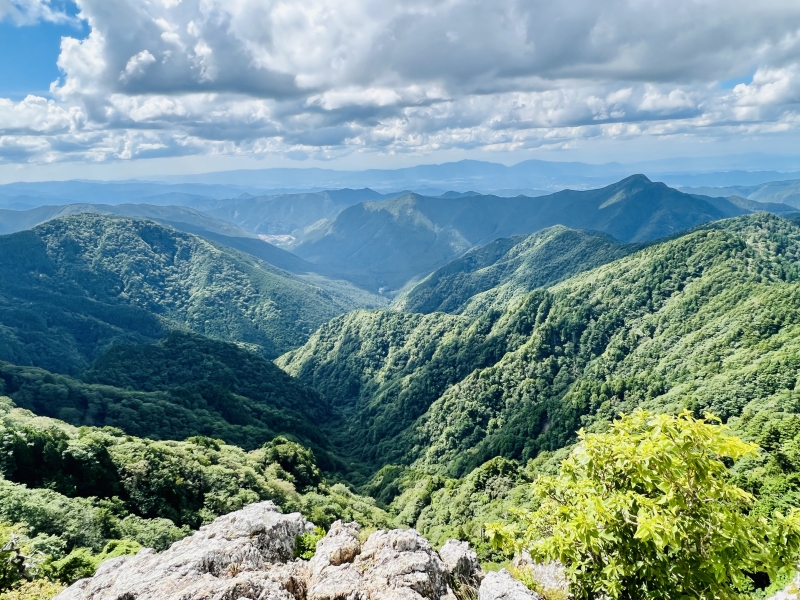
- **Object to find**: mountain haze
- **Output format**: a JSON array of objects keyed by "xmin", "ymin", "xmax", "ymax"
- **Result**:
[{"xmin": 293, "ymin": 175, "xmax": 750, "ymax": 292}]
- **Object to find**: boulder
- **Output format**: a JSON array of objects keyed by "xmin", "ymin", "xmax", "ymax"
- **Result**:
[
  {"xmin": 55, "ymin": 501, "xmax": 307, "ymax": 600},
  {"xmin": 769, "ymin": 572, "xmax": 800, "ymax": 600},
  {"xmin": 479, "ymin": 569, "xmax": 541, "ymax": 600},
  {"xmin": 439, "ymin": 539, "xmax": 483, "ymax": 587},
  {"xmin": 56, "ymin": 506, "xmax": 477, "ymax": 600}
]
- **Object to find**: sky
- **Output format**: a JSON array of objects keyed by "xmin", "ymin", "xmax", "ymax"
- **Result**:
[{"xmin": 2, "ymin": 0, "xmax": 800, "ymax": 181}]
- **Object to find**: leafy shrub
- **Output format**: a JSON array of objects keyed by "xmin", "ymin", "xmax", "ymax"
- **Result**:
[
  {"xmin": 294, "ymin": 526, "xmax": 326, "ymax": 560},
  {"xmin": 489, "ymin": 410, "xmax": 800, "ymax": 600}
]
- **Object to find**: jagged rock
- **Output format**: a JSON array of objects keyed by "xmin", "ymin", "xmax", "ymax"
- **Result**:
[
  {"xmin": 55, "ymin": 501, "xmax": 308, "ymax": 600},
  {"xmin": 439, "ymin": 539, "xmax": 483, "ymax": 587},
  {"xmin": 309, "ymin": 528, "xmax": 454, "ymax": 600},
  {"xmin": 479, "ymin": 569, "xmax": 541, "ymax": 600},
  {"xmin": 57, "ymin": 505, "xmax": 473, "ymax": 600},
  {"xmin": 512, "ymin": 552, "xmax": 569, "ymax": 595}
]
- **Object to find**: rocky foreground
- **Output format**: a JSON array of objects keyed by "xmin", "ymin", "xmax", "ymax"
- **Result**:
[{"xmin": 55, "ymin": 501, "xmax": 542, "ymax": 600}]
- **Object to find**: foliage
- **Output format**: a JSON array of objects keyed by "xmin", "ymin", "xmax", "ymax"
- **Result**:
[
  {"xmin": 394, "ymin": 226, "xmax": 635, "ymax": 315},
  {"xmin": 264, "ymin": 437, "xmax": 322, "ymax": 490},
  {"xmin": 488, "ymin": 411, "xmax": 800, "ymax": 600},
  {"xmin": 0, "ymin": 214, "xmax": 373, "ymax": 374},
  {"xmin": 0, "ymin": 332, "xmax": 336, "ymax": 460},
  {"xmin": 0, "ymin": 579, "xmax": 65, "ymax": 600},
  {"xmin": 0, "ymin": 398, "xmax": 391, "ymax": 594},
  {"xmin": 294, "ymin": 526, "xmax": 325, "ymax": 560}
]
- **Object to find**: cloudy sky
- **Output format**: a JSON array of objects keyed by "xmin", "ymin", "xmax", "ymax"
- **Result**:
[{"xmin": 2, "ymin": 0, "xmax": 800, "ymax": 179}]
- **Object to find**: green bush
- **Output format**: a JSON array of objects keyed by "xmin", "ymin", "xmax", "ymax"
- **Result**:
[
  {"xmin": 489, "ymin": 410, "xmax": 800, "ymax": 600},
  {"xmin": 294, "ymin": 527, "xmax": 326, "ymax": 560}
]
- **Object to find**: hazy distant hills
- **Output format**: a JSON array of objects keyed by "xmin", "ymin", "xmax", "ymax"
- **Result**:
[
  {"xmin": 292, "ymin": 175, "xmax": 751, "ymax": 293},
  {"xmin": 0, "ymin": 215, "xmax": 382, "ymax": 373},
  {"xmin": 161, "ymin": 157, "xmax": 800, "ymax": 191},
  {"xmin": 195, "ymin": 188, "xmax": 391, "ymax": 240},
  {"xmin": 682, "ymin": 179, "xmax": 800, "ymax": 209},
  {"xmin": 0, "ymin": 202, "xmax": 254, "ymax": 238},
  {"xmin": 394, "ymin": 226, "xmax": 637, "ymax": 315}
]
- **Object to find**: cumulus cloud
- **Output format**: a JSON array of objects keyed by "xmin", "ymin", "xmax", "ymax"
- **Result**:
[
  {"xmin": 0, "ymin": 0, "xmax": 72, "ymax": 25},
  {"xmin": 3, "ymin": 0, "xmax": 800, "ymax": 163}
]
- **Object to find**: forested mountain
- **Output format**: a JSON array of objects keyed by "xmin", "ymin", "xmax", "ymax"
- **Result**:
[
  {"xmin": 393, "ymin": 226, "xmax": 637, "ymax": 314},
  {"xmin": 291, "ymin": 175, "xmax": 752, "ymax": 292},
  {"xmin": 0, "ymin": 214, "xmax": 379, "ymax": 373},
  {"xmin": 280, "ymin": 214, "xmax": 800, "ymax": 487},
  {"xmin": 0, "ymin": 203, "xmax": 327, "ymax": 274}
]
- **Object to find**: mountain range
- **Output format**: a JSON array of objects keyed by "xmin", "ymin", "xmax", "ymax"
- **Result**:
[
  {"xmin": 291, "ymin": 175, "xmax": 759, "ymax": 292},
  {"xmin": 3, "ymin": 172, "xmax": 800, "ymax": 597}
]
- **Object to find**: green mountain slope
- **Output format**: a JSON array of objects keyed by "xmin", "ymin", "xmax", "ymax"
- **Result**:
[
  {"xmin": 292, "ymin": 175, "xmax": 748, "ymax": 292},
  {"xmin": 0, "ymin": 396, "xmax": 389, "ymax": 590},
  {"xmin": 406, "ymin": 214, "xmax": 800, "ymax": 476},
  {"xmin": 0, "ymin": 202, "xmax": 330, "ymax": 276},
  {"xmin": 281, "ymin": 214, "xmax": 800, "ymax": 484},
  {"xmin": 1, "ymin": 332, "xmax": 335, "ymax": 456},
  {"xmin": 0, "ymin": 214, "xmax": 377, "ymax": 374},
  {"xmin": 393, "ymin": 226, "xmax": 636, "ymax": 314}
]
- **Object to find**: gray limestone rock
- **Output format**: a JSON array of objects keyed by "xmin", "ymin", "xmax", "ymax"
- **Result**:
[
  {"xmin": 479, "ymin": 569, "xmax": 541, "ymax": 600},
  {"xmin": 511, "ymin": 552, "xmax": 569, "ymax": 596},
  {"xmin": 439, "ymin": 539, "xmax": 483, "ymax": 588},
  {"xmin": 55, "ymin": 501, "xmax": 308, "ymax": 600},
  {"xmin": 56, "ymin": 504, "xmax": 475, "ymax": 600}
]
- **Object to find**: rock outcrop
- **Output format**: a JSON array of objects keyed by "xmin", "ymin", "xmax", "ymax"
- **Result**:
[
  {"xmin": 56, "ymin": 502, "xmax": 487, "ymax": 600},
  {"xmin": 478, "ymin": 570, "xmax": 541, "ymax": 600},
  {"xmin": 511, "ymin": 551, "xmax": 569, "ymax": 596}
]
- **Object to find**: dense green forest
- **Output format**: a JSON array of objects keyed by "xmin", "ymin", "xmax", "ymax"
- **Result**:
[
  {"xmin": 281, "ymin": 215, "xmax": 800, "ymax": 501},
  {"xmin": 8, "ymin": 205, "xmax": 800, "ymax": 597},
  {"xmin": 393, "ymin": 226, "xmax": 637, "ymax": 315},
  {"xmin": 0, "ymin": 397, "xmax": 389, "ymax": 593},
  {"xmin": 0, "ymin": 214, "xmax": 379, "ymax": 374},
  {"xmin": 0, "ymin": 332, "xmax": 343, "ymax": 467}
]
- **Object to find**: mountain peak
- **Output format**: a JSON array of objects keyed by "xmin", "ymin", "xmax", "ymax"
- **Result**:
[{"xmin": 619, "ymin": 174, "xmax": 652, "ymax": 185}]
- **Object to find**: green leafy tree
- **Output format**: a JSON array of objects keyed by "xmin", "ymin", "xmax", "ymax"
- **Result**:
[{"xmin": 488, "ymin": 410, "xmax": 800, "ymax": 600}]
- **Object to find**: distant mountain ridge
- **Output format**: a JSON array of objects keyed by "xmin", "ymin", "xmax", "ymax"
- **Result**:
[
  {"xmin": 292, "ymin": 175, "xmax": 751, "ymax": 293},
  {"xmin": 682, "ymin": 179, "xmax": 800, "ymax": 209}
]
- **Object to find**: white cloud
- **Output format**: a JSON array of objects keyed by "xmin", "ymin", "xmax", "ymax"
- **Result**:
[
  {"xmin": 120, "ymin": 50, "xmax": 157, "ymax": 82},
  {"xmin": 0, "ymin": 0, "xmax": 72, "ymax": 25},
  {"xmin": 3, "ymin": 0, "xmax": 800, "ymax": 164}
]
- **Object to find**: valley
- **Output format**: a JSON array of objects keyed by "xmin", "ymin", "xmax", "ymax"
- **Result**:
[{"xmin": 2, "ymin": 172, "xmax": 800, "ymax": 598}]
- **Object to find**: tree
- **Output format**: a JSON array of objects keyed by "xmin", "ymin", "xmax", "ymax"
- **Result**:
[{"xmin": 488, "ymin": 410, "xmax": 800, "ymax": 600}]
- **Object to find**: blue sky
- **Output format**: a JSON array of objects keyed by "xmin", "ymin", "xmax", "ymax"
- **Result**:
[
  {"xmin": 0, "ymin": 18, "xmax": 86, "ymax": 98},
  {"xmin": 1, "ymin": 0, "xmax": 800, "ymax": 181}
]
